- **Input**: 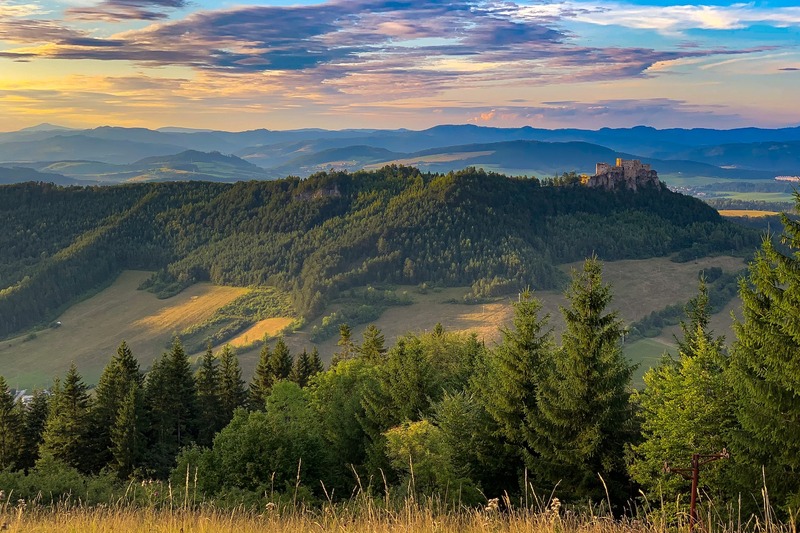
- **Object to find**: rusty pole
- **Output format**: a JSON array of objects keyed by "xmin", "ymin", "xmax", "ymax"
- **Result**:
[{"xmin": 664, "ymin": 449, "xmax": 729, "ymax": 532}]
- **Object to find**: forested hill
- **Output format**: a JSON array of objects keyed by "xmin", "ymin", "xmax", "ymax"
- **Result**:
[{"xmin": 0, "ymin": 166, "xmax": 759, "ymax": 338}]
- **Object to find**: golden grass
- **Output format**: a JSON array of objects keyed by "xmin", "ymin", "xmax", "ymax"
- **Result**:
[
  {"xmin": 227, "ymin": 317, "xmax": 295, "ymax": 348},
  {"xmin": 718, "ymin": 210, "xmax": 780, "ymax": 218},
  {"xmin": 0, "ymin": 272, "xmax": 248, "ymax": 388},
  {"xmin": 133, "ymin": 287, "xmax": 247, "ymax": 333},
  {"xmin": 0, "ymin": 502, "xmax": 662, "ymax": 533}
]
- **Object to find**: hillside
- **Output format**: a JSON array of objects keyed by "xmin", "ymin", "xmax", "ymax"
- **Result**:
[{"xmin": 0, "ymin": 166, "xmax": 760, "ymax": 341}]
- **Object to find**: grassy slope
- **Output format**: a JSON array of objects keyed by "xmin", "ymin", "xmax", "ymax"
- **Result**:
[{"xmin": 0, "ymin": 256, "xmax": 746, "ymax": 390}]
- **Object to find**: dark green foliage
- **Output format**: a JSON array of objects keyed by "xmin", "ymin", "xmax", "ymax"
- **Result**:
[
  {"xmin": 182, "ymin": 382, "xmax": 328, "ymax": 497},
  {"xmin": 0, "ymin": 375, "xmax": 22, "ymax": 469},
  {"xmin": 531, "ymin": 258, "xmax": 635, "ymax": 504},
  {"xmin": 87, "ymin": 341, "xmax": 143, "ymax": 472},
  {"xmin": 218, "ymin": 344, "xmax": 246, "ymax": 421},
  {"xmin": 144, "ymin": 338, "xmax": 197, "ymax": 477},
  {"xmin": 195, "ymin": 344, "xmax": 223, "ymax": 446},
  {"xmin": 728, "ymin": 192, "xmax": 800, "ymax": 509},
  {"xmin": 17, "ymin": 389, "xmax": 48, "ymax": 470},
  {"xmin": 247, "ymin": 342, "xmax": 271, "ymax": 410},
  {"xmin": 290, "ymin": 350, "xmax": 314, "ymax": 388},
  {"xmin": 479, "ymin": 290, "xmax": 553, "ymax": 459},
  {"xmin": 269, "ymin": 338, "xmax": 293, "ymax": 382},
  {"xmin": 0, "ymin": 168, "xmax": 758, "ymax": 339},
  {"xmin": 111, "ymin": 383, "xmax": 147, "ymax": 479},
  {"xmin": 39, "ymin": 363, "xmax": 92, "ymax": 472},
  {"xmin": 309, "ymin": 346, "xmax": 324, "ymax": 375}
]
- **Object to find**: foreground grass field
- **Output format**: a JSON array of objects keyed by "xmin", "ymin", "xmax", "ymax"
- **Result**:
[{"xmin": 0, "ymin": 256, "xmax": 746, "ymax": 389}]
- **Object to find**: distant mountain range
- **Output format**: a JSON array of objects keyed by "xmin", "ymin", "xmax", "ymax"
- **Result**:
[{"xmin": 0, "ymin": 124, "xmax": 798, "ymax": 184}]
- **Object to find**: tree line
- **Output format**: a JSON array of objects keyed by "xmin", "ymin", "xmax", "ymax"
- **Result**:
[
  {"xmin": 0, "ymin": 166, "xmax": 759, "ymax": 338},
  {"xmin": 2, "ymin": 193, "xmax": 800, "ymax": 517}
]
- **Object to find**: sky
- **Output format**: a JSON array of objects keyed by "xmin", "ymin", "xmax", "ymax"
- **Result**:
[{"xmin": 0, "ymin": 0, "xmax": 798, "ymax": 131}]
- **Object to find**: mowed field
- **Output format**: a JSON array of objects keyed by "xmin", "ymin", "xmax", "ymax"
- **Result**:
[
  {"xmin": 0, "ymin": 271, "xmax": 248, "ymax": 388},
  {"xmin": 0, "ymin": 255, "xmax": 747, "ymax": 389},
  {"xmin": 718, "ymin": 209, "xmax": 780, "ymax": 217}
]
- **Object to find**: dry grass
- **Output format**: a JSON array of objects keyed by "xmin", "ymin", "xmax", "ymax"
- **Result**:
[
  {"xmin": 0, "ymin": 500, "xmax": 662, "ymax": 533},
  {"xmin": 718, "ymin": 210, "xmax": 780, "ymax": 218},
  {"xmin": 0, "ymin": 271, "xmax": 247, "ymax": 388},
  {"xmin": 226, "ymin": 317, "xmax": 295, "ymax": 348}
]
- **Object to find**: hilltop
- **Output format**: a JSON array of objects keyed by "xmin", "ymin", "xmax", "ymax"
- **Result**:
[{"xmin": 0, "ymin": 166, "xmax": 759, "ymax": 342}]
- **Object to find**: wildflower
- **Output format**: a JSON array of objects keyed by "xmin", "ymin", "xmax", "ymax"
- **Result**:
[{"xmin": 485, "ymin": 498, "xmax": 500, "ymax": 513}]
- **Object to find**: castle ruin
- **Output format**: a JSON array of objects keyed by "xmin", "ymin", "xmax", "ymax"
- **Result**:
[{"xmin": 585, "ymin": 158, "xmax": 661, "ymax": 191}]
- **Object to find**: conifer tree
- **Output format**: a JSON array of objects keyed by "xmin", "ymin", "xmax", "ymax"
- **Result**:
[
  {"xmin": 248, "ymin": 341, "xmax": 271, "ymax": 410},
  {"xmin": 87, "ymin": 341, "xmax": 143, "ymax": 471},
  {"xmin": 145, "ymin": 338, "xmax": 197, "ymax": 476},
  {"xmin": 0, "ymin": 375, "xmax": 22, "ymax": 469},
  {"xmin": 111, "ymin": 383, "xmax": 146, "ymax": 479},
  {"xmin": 359, "ymin": 325, "xmax": 386, "ymax": 361},
  {"xmin": 195, "ymin": 344, "xmax": 223, "ymax": 446},
  {"xmin": 309, "ymin": 346, "xmax": 325, "ymax": 376},
  {"xmin": 332, "ymin": 324, "xmax": 356, "ymax": 365},
  {"xmin": 480, "ymin": 290, "xmax": 553, "ymax": 460},
  {"xmin": 40, "ymin": 363, "xmax": 92, "ymax": 471},
  {"xmin": 17, "ymin": 389, "xmax": 48, "ymax": 469},
  {"xmin": 290, "ymin": 349, "xmax": 314, "ymax": 388},
  {"xmin": 728, "ymin": 195, "xmax": 800, "ymax": 507},
  {"xmin": 219, "ymin": 344, "xmax": 246, "ymax": 422},
  {"xmin": 268, "ymin": 337, "xmax": 293, "ymax": 382},
  {"xmin": 630, "ymin": 281, "xmax": 734, "ymax": 501},
  {"xmin": 532, "ymin": 258, "xmax": 635, "ymax": 504}
]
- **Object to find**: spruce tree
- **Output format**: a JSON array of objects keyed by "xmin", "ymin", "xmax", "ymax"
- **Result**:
[
  {"xmin": 309, "ymin": 346, "xmax": 325, "ymax": 376},
  {"xmin": 248, "ymin": 341, "xmax": 271, "ymax": 410},
  {"xmin": 39, "ymin": 363, "xmax": 92, "ymax": 471},
  {"xmin": 290, "ymin": 350, "xmax": 314, "ymax": 388},
  {"xmin": 729, "ymin": 196, "xmax": 800, "ymax": 508},
  {"xmin": 195, "ymin": 344, "xmax": 223, "ymax": 446},
  {"xmin": 480, "ymin": 290, "xmax": 553, "ymax": 460},
  {"xmin": 219, "ymin": 344, "xmax": 246, "ymax": 422},
  {"xmin": 0, "ymin": 375, "xmax": 22, "ymax": 469},
  {"xmin": 111, "ymin": 383, "xmax": 146, "ymax": 479},
  {"xmin": 87, "ymin": 341, "xmax": 143, "ymax": 471},
  {"xmin": 268, "ymin": 338, "xmax": 293, "ymax": 382},
  {"xmin": 630, "ymin": 281, "xmax": 735, "ymax": 502},
  {"xmin": 332, "ymin": 324, "xmax": 356, "ymax": 365},
  {"xmin": 359, "ymin": 325, "xmax": 386, "ymax": 361},
  {"xmin": 18, "ymin": 389, "xmax": 48, "ymax": 470},
  {"xmin": 145, "ymin": 338, "xmax": 197, "ymax": 476},
  {"xmin": 532, "ymin": 258, "xmax": 635, "ymax": 504}
]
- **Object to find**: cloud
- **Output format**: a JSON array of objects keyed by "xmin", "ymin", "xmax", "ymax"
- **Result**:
[
  {"xmin": 530, "ymin": 2, "xmax": 800, "ymax": 35},
  {"xmin": 780, "ymin": 67, "xmax": 799, "ymax": 71},
  {"xmin": 66, "ymin": 0, "xmax": 187, "ymax": 21}
]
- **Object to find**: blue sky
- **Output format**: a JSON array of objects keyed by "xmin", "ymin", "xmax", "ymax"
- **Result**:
[{"xmin": 0, "ymin": 0, "xmax": 798, "ymax": 130}]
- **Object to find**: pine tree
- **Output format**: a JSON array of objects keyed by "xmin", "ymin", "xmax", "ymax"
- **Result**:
[
  {"xmin": 479, "ymin": 290, "xmax": 553, "ymax": 460},
  {"xmin": 87, "ymin": 341, "xmax": 143, "ymax": 471},
  {"xmin": 248, "ymin": 341, "xmax": 272, "ymax": 410},
  {"xmin": 17, "ymin": 389, "xmax": 48, "ymax": 470},
  {"xmin": 39, "ymin": 363, "xmax": 92, "ymax": 471},
  {"xmin": 0, "ymin": 375, "xmax": 22, "ymax": 469},
  {"xmin": 532, "ymin": 258, "xmax": 635, "ymax": 504},
  {"xmin": 630, "ymin": 281, "xmax": 734, "ymax": 502},
  {"xmin": 290, "ymin": 350, "xmax": 314, "ymax": 388},
  {"xmin": 728, "ymin": 195, "xmax": 800, "ymax": 508},
  {"xmin": 219, "ymin": 344, "xmax": 246, "ymax": 422},
  {"xmin": 359, "ymin": 325, "xmax": 386, "ymax": 361},
  {"xmin": 111, "ymin": 383, "xmax": 146, "ymax": 479},
  {"xmin": 195, "ymin": 344, "xmax": 223, "ymax": 446}
]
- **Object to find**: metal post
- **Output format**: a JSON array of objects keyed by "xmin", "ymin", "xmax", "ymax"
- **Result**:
[
  {"xmin": 664, "ymin": 449, "xmax": 729, "ymax": 532},
  {"xmin": 690, "ymin": 454, "xmax": 699, "ymax": 531}
]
